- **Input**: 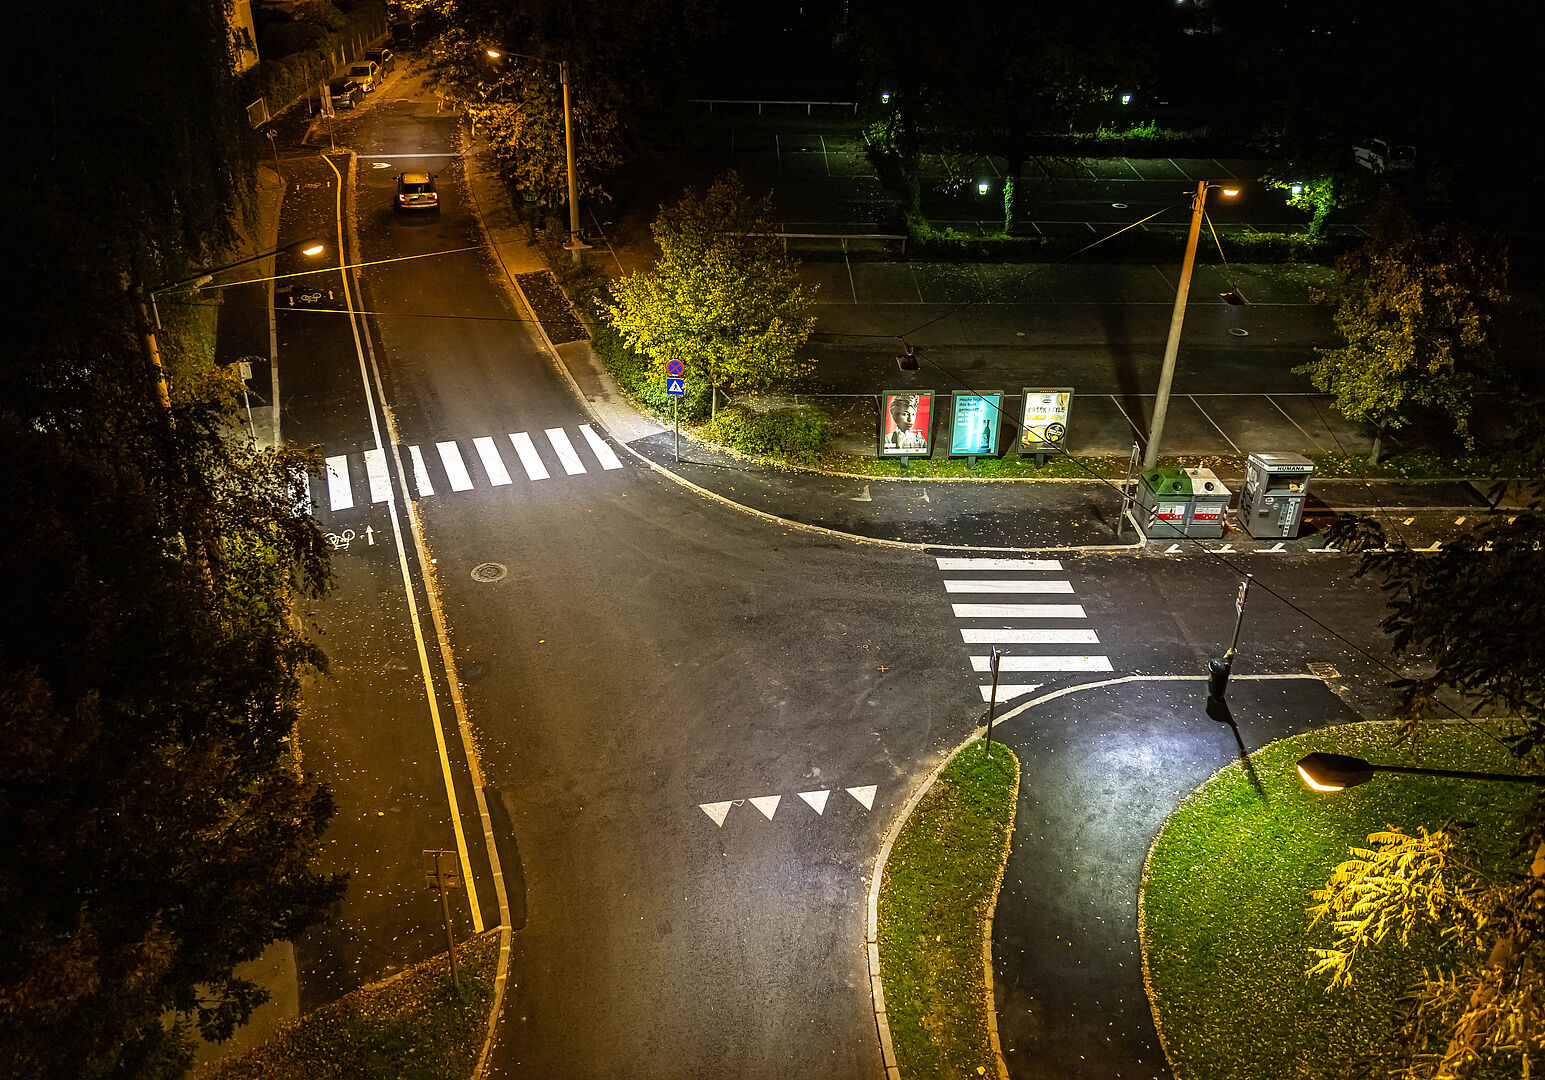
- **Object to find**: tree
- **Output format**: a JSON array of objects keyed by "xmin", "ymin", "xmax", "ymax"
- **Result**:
[
  {"xmin": 1, "ymin": 3, "xmax": 344, "ymax": 1076},
  {"xmin": 607, "ymin": 172, "xmax": 816, "ymax": 408},
  {"xmin": 1262, "ymin": 170, "xmax": 1348, "ymax": 242},
  {"xmin": 1297, "ymin": 201, "xmax": 1509, "ymax": 463},
  {"xmin": 1303, "ymin": 436, "xmax": 1545, "ymax": 1078}
]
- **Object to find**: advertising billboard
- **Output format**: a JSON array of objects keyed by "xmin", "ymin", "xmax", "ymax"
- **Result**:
[
  {"xmin": 879, "ymin": 390, "xmax": 935, "ymax": 456},
  {"xmin": 1018, "ymin": 388, "xmax": 1074, "ymax": 454},
  {"xmin": 950, "ymin": 393, "xmax": 1003, "ymax": 456}
]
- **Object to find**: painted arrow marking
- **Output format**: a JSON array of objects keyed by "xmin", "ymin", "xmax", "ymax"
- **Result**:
[
  {"xmin": 699, "ymin": 801, "xmax": 733, "ymax": 827},
  {"xmin": 797, "ymin": 790, "xmax": 830, "ymax": 815},
  {"xmin": 846, "ymin": 785, "xmax": 876, "ymax": 810},
  {"xmin": 850, "ymin": 485, "xmax": 873, "ymax": 502},
  {"xmin": 749, "ymin": 795, "xmax": 782, "ymax": 820},
  {"xmin": 1261, "ymin": 542, "xmax": 1286, "ymax": 553},
  {"xmin": 1165, "ymin": 544, "xmax": 1182, "ymax": 554},
  {"xmin": 1211, "ymin": 543, "xmax": 1234, "ymax": 553}
]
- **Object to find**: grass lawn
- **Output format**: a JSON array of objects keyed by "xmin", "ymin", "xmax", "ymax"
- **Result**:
[
  {"xmin": 196, "ymin": 931, "xmax": 501, "ymax": 1080},
  {"xmin": 1142, "ymin": 723, "xmax": 1536, "ymax": 1080},
  {"xmin": 878, "ymin": 739, "xmax": 1019, "ymax": 1079}
]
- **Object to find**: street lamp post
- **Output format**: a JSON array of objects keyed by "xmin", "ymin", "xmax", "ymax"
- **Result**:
[
  {"xmin": 134, "ymin": 239, "xmax": 325, "ymax": 415},
  {"xmin": 1296, "ymin": 752, "xmax": 1545, "ymax": 793},
  {"xmin": 1142, "ymin": 180, "xmax": 1238, "ymax": 470},
  {"xmin": 487, "ymin": 49, "xmax": 587, "ymax": 265}
]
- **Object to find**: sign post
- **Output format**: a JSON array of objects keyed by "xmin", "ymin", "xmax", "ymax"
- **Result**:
[
  {"xmin": 984, "ymin": 647, "xmax": 1002, "ymax": 753},
  {"xmin": 666, "ymin": 359, "xmax": 684, "ymax": 463},
  {"xmin": 422, "ymin": 849, "xmax": 462, "ymax": 992}
]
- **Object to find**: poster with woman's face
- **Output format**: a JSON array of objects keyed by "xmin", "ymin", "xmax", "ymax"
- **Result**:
[
  {"xmin": 879, "ymin": 391, "xmax": 934, "ymax": 456},
  {"xmin": 950, "ymin": 393, "xmax": 1003, "ymax": 456}
]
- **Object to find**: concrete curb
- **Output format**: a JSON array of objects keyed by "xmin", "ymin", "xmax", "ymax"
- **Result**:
[{"xmin": 864, "ymin": 726, "xmax": 1015, "ymax": 1080}]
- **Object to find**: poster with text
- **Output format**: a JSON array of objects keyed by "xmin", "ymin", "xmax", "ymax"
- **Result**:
[
  {"xmin": 879, "ymin": 390, "xmax": 935, "ymax": 456},
  {"xmin": 950, "ymin": 393, "xmax": 1003, "ymax": 456},
  {"xmin": 1018, "ymin": 387, "xmax": 1074, "ymax": 453}
]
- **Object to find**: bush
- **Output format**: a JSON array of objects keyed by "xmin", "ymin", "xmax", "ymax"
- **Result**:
[
  {"xmin": 904, "ymin": 211, "xmax": 1049, "ymax": 260},
  {"xmin": 701, "ymin": 404, "xmax": 835, "ymax": 466}
]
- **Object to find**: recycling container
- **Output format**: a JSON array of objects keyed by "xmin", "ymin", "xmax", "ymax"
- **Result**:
[{"xmin": 1239, "ymin": 452, "xmax": 1314, "ymax": 539}]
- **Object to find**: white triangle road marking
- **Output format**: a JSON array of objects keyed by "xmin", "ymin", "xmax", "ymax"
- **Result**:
[
  {"xmin": 699, "ymin": 801, "xmax": 733, "ymax": 827},
  {"xmin": 1164, "ymin": 544, "xmax": 1183, "ymax": 554},
  {"xmin": 749, "ymin": 795, "xmax": 781, "ymax": 820},
  {"xmin": 846, "ymin": 785, "xmax": 876, "ymax": 810},
  {"xmin": 850, "ymin": 484, "xmax": 872, "ymax": 502},
  {"xmin": 797, "ymin": 790, "xmax": 829, "ymax": 815}
]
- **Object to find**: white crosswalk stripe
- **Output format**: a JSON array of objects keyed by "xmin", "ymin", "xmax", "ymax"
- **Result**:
[
  {"xmin": 938, "ymin": 555, "xmax": 1111, "ymax": 700},
  {"xmin": 313, "ymin": 426, "xmax": 629, "ymax": 512},
  {"xmin": 545, "ymin": 428, "xmax": 585, "ymax": 475}
]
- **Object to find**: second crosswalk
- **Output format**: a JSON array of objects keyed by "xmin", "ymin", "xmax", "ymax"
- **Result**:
[
  {"xmin": 937, "ymin": 556, "xmax": 1113, "ymax": 702},
  {"xmin": 319, "ymin": 424, "xmax": 624, "ymax": 511}
]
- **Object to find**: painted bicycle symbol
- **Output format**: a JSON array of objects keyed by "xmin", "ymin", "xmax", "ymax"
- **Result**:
[{"xmin": 325, "ymin": 528, "xmax": 357, "ymax": 551}]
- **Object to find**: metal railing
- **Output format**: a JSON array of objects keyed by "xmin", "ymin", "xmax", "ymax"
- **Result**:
[{"xmin": 688, "ymin": 98, "xmax": 860, "ymax": 115}]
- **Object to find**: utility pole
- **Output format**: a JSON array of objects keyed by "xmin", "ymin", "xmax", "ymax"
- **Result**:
[
  {"xmin": 559, "ymin": 60, "xmax": 585, "ymax": 266},
  {"xmin": 1143, "ymin": 181, "xmax": 1237, "ymax": 470}
]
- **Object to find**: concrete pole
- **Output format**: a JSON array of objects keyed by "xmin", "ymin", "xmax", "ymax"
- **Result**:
[
  {"xmin": 560, "ymin": 60, "xmax": 582, "ymax": 265},
  {"xmin": 1143, "ymin": 180, "xmax": 1208, "ymax": 470}
]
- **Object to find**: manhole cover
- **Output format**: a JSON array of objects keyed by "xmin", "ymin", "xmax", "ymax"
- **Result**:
[
  {"xmin": 470, "ymin": 562, "xmax": 507, "ymax": 583},
  {"xmin": 371, "ymin": 161, "xmax": 391, "ymax": 169},
  {"xmin": 1307, "ymin": 661, "xmax": 1341, "ymax": 680},
  {"xmin": 1228, "ymin": 327, "xmax": 1250, "ymax": 337},
  {"xmin": 1111, "ymin": 202, "xmax": 1128, "ymax": 209}
]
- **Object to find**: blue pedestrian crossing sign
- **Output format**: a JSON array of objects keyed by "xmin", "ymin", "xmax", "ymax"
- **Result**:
[
  {"xmin": 666, "ymin": 359, "xmax": 684, "ymax": 378},
  {"xmin": 666, "ymin": 377, "xmax": 685, "ymax": 396}
]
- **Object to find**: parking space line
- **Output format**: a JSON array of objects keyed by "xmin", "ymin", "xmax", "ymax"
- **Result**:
[
  {"xmin": 845, "ymin": 252, "xmax": 858, "ymax": 303},
  {"xmin": 1211, "ymin": 158, "xmax": 1238, "ymax": 179},
  {"xmin": 1107, "ymin": 395, "xmax": 1144, "ymax": 442},
  {"xmin": 820, "ymin": 134, "xmax": 830, "ymax": 177},
  {"xmin": 1189, "ymin": 396, "xmax": 1241, "ymax": 454},
  {"xmin": 1123, "ymin": 158, "xmax": 1143, "ymax": 179},
  {"xmin": 1167, "ymin": 158, "xmax": 1188, "ymax": 180},
  {"xmin": 775, "ymin": 133, "xmax": 781, "ymax": 173},
  {"xmin": 1153, "ymin": 264, "xmax": 1174, "ymax": 290},
  {"xmin": 1266, "ymin": 395, "xmax": 1330, "ymax": 453}
]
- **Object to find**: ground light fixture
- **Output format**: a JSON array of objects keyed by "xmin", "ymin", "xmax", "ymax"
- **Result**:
[
  {"xmin": 1295, "ymin": 752, "xmax": 1545, "ymax": 793},
  {"xmin": 978, "ymin": 180, "xmax": 991, "ymax": 195}
]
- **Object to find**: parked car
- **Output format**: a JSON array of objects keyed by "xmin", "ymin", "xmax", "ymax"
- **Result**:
[
  {"xmin": 394, "ymin": 172, "xmax": 439, "ymax": 214},
  {"xmin": 365, "ymin": 47, "xmax": 394, "ymax": 75},
  {"xmin": 328, "ymin": 78, "xmax": 361, "ymax": 110},
  {"xmin": 1353, "ymin": 137, "xmax": 1415, "ymax": 174},
  {"xmin": 346, "ymin": 60, "xmax": 379, "ymax": 92}
]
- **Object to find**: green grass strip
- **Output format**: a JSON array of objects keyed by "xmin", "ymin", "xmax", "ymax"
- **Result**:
[
  {"xmin": 1142, "ymin": 723, "xmax": 1534, "ymax": 1080},
  {"xmin": 879, "ymin": 739, "xmax": 1020, "ymax": 1079},
  {"xmin": 196, "ymin": 931, "xmax": 501, "ymax": 1080}
]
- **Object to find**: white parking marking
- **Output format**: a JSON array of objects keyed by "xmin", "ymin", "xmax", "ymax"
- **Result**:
[
  {"xmin": 980, "ymin": 684, "xmax": 1043, "ymax": 701},
  {"xmin": 960, "ymin": 628, "xmax": 1100, "ymax": 644},
  {"xmin": 935, "ymin": 557, "xmax": 1062, "ymax": 571},
  {"xmin": 971, "ymin": 655, "xmax": 1114, "ymax": 672},
  {"xmin": 952, "ymin": 604, "xmax": 1088, "ymax": 618},
  {"xmin": 473, "ymin": 437, "xmax": 511, "ymax": 486}
]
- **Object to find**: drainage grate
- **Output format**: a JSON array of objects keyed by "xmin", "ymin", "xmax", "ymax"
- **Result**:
[
  {"xmin": 1307, "ymin": 661, "xmax": 1341, "ymax": 680},
  {"xmin": 470, "ymin": 562, "xmax": 508, "ymax": 583}
]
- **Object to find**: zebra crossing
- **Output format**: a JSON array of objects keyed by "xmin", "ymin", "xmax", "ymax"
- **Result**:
[
  {"xmin": 317, "ymin": 424, "xmax": 624, "ymax": 511},
  {"xmin": 937, "ymin": 556, "xmax": 1113, "ymax": 701}
]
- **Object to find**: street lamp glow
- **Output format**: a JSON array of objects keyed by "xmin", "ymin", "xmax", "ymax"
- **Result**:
[
  {"xmin": 1121, "ymin": 93, "xmax": 1133, "ymax": 105},
  {"xmin": 880, "ymin": 90, "xmax": 891, "ymax": 104},
  {"xmin": 1296, "ymin": 751, "xmax": 1545, "ymax": 793},
  {"xmin": 300, "ymin": 243, "xmax": 325, "ymax": 256},
  {"xmin": 1220, "ymin": 187, "xmax": 1240, "ymax": 197},
  {"xmin": 486, "ymin": 49, "xmax": 502, "ymax": 59},
  {"xmin": 1290, "ymin": 183, "xmax": 1304, "ymax": 197},
  {"xmin": 978, "ymin": 180, "xmax": 991, "ymax": 195}
]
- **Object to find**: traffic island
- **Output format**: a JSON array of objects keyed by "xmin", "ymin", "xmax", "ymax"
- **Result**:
[
  {"xmin": 1140, "ymin": 722, "xmax": 1531, "ymax": 1080},
  {"xmin": 875, "ymin": 739, "xmax": 1020, "ymax": 1079},
  {"xmin": 194, "ymin": 930, "xmax": 502, "ymax": 1080}
]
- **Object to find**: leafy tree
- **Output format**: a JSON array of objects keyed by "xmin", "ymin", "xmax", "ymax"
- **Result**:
[
  {"xmin": 607, "ymin": 172, "xmax": 816, "ymax": 408},
  {"xmin": 1, "ymin": 3, "xmax": 345, "ymax": 1077},
  {"xmin": 1262, "ymin": 170, "xmax": 1347, "ymax": 242},
  {"xmin": 1304, "ymin": 434, "xmax": 1545, "ymax": 1078},
  {"xmin": 1297, "ymin": 201, "xmax": 1509, "ymax": 463}
]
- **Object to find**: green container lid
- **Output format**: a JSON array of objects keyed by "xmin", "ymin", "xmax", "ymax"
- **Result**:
[{"xmin": 1141, "ymin": 466, "xmax": 1192, "ymax": 495}]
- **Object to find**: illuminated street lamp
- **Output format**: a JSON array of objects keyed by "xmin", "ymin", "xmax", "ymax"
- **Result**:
[
  {"xmin": 1142, "ymin": 180, "xmax": 1239, "ymax": 469},
  {"xmin": 486, "ymin": 48, "xmax": 586, "ymax": 264},
  {"xmin": 133, "ymin": 238, "xmax": 325, "ymax": 414},
  {"xmin": 1296, "ymin": 752, "xmax": 1545, "ymax": 793}
]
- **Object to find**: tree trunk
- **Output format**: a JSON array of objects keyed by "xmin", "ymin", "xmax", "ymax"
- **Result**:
[
  {"xmin": 1370, "ymin": 423, "xmax": 1385, "ymax": 465},
  {"xmin": 1003, "ymin": 154, "xmax": 1024, "ymax": 234}
]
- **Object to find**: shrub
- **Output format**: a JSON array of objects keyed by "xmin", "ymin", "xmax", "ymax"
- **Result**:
[{"xmin": 701, "ymin": 404, "xmax": 835, "ymax": 466}]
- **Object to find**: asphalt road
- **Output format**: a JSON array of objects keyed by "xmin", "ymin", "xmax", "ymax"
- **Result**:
[{"xmin": 255, "ymin": 66, "xmax": 1418, "ymax": 1079}]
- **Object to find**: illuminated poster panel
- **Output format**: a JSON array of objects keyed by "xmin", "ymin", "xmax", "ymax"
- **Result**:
[
  {"xmin": 1018, "ymin": 388, "xmax": 1074, "ymax": 454},
  {"xmin": 879, "ymin": 390, "xmax": 935, "ymax": 456},
  {"xmin": 950, "ymin": 393, "xmax": 1003, "ymax": 456}
]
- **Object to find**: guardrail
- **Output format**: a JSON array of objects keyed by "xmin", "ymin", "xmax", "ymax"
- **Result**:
[{"xmin": 688, "ymin": 98, "xmax": 860, "ymax": 115}]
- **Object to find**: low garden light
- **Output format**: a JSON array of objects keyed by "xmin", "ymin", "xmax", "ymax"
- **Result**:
[
  {"xmin": 1121, "ymin": 92, "xmax": 1133, "ymax": 105},
  {"xmin": 1290, "ymin": 183, "xmax": 1304, "ymax": 197},
  {"xmin": 881, "ymin": 90, "xmax": 891, "ymax": 104},
  {"xmin": 977, "ymin": 179, "xmax": 991, "ymax": 196},
  {"xmin": 1296, "ymin": 752, "xmax": 1545, "ymax": 794}
]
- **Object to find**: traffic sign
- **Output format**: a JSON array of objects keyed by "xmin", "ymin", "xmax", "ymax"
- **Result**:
[
  {"xmin": 666, "ymin": 378, "xmax": 685, "ymax": 396},
  {"xmin": 666, "ymin": 359, "xmax": 684, "ymax": 378}
]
